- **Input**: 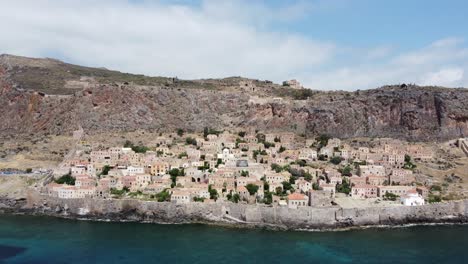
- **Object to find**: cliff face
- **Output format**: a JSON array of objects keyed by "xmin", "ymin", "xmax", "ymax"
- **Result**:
[{"xmin": 1, "ymin": 54, "xmax": 467, "ymax": 141}]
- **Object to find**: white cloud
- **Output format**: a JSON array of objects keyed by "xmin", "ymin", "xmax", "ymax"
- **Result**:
[
  {"xmin": 0, "ymin": 0, "xmax": 467, "ymax": 91},
  {"xmin": 302, "ymin": 38, "xmax": 468, "ymax": 90},
  {"xmin": 366, "ymin": 45, "xmax": 393, "ymax": 60},
  {"xmin": 0, "ymin": 0, "xmax": 334, "ymax": 82},
  {"xmin": 420, "ymin": 68, "xmax": 464, "ymax": 87}
]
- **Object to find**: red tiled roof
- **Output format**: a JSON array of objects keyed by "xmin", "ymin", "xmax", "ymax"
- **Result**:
[{"xmin": 288, "ymin": 192, "xmax": 307, "ymax": 200}]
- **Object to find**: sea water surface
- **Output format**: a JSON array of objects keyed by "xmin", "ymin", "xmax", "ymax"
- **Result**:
[{"xmin": 0, "ymin": 215, "xmax": 467, "ymax": 264}]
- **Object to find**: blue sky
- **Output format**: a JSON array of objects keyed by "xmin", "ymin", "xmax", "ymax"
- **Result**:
[{"xmin": 1, "ymin": 0, "xmax": 467, "ymax": 90}]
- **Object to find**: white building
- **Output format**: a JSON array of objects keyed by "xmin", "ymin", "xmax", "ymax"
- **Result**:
[
  {"xmin": 358, "ymin": 165, "xmax": 386, "ymax": 177},
  {"xmin": 400, "ymin": 190, "xmax": 425, "ymax": 206},
  {"xmin": 171, "ymin": 190, "xmax": 191, "ymax": 204},
  {"xmin": 120, "ymin": 166, "xmax": 145, "ymax": 176},
  {"xmin": 217, "ymin": 148, "xmax": 236, "ymax": 163}
]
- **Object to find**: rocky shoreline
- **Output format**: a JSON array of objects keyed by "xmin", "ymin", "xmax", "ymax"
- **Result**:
[{"xmin": 1, "ymin": 192, "xmax": 468, "ymax": 231}]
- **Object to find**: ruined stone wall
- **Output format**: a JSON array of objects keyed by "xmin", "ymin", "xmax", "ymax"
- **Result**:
[{"xmin": 22, "ymin": 191, "xmax": 468, "ymax": 230}]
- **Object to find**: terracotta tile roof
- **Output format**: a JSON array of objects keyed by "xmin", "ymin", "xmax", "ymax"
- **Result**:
[
  {"xmin": 237, "ymin": 186, "xmax": 248, "ymax": 192},
  {"xmin": 288, "ymin": 192, "xmax": 307, "ymax": 200}
]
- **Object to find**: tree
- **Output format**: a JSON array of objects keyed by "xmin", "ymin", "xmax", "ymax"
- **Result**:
[
  {"xmin": 208, "ymin": 184, "xmax": 218, "ymax": 200},
  {"xmin": 263, "ymin": 192, "xmax": 273, "ymax": 204},
  {"xmin": 339, "ymin": 165, "xmax": 352, "ymax": 176},
  {"xmin": 271, "ymin": 163, "xmax": 283, "ymax": 173},
  {"xmin": 282, "ymin": 181, "xmax": 293, "ymax": 193},
  {"xmin": 156, "ymin": 189, "xmax": 171, "ymax": 202},
  {"xmin": 330, "ymin": 156, "xmax": 342, "ymax": 165},
  {"xmin": 124, "ymin": 140, "xmax": 148, "ymax": 153},
  {"xmin": 316, "ymin": 134, "xmax": 330, "ymax": 149},
  {"xmin": 404, "ymin": 154, "xmax": 411, "ymax": 163},
  {"xmin": 177, "ymin": 128, "xmax": 184, "ymax": 137},
  {"xmin": 383, "ymin": 192, "xmax": 399, "ymax": 201},
  {"xmin": 185, "ymin": 137, "xmax": 197, "ymax": 146},
  {"xmin": 256, "ymin": 133, "xmax": 266, "ymax": 143},
  {"xmin": 318, "ymin": 154, "xmax": 328, "ymax": 161},
  {"xmin": 312, "ymin": 182, "xmax": 321, "ymax": 190},
  {"xmin": 132, "ymin": 145, "xmax": 149, "ymax": 153},
  {"xmin": 428, "ymin": 194, "xmax": 442, "ymax": 203},
  {"xmin": 289, "ymin": 176, "xmax": 296, "ymax": 185},
  {"xmin": 193, "ymin": 197, "xmax": 205, "ymax": 202},
  {"xmin": 110, "ymin": 188, "xmax": 127, "ymax": 196},
  {"xmin": 240, "ymin": 170, "xmax": 249, "ymax": 177},
  {"xmin": 275, "ymin": 187, "xmax": 283, "ymax": 196},
  {"xmin": 169, "ymin": 168, "xmax": 184, "ymax": 186},
  {"xmin": 25, "ymin": 168, "xmax": 32, "ymax": 173},
  {"xmin": 55, "ymin": 173, "xmax": 75, "ymax": 185},
  {"xmin": 231, "ymin": 193, "xmax": 240, "ymax": 203},
  {"xmin": 295, "ymin": 159, "xmax": 306, "ymax": 167},
  {"xmin": 336, "ymin": 179, "xmax": 351, "ymax": 194},
  {"xmin": 245, "ymin": 184, "xmax": 259, "ymax": 195},
  {"xmin": 101, "ymin": 165, "xmax": 111, "ymax": 176},
  {"xmin": 204, "ymin": 127, "xmax": 221, "ymax": 138},
  {"xmin": 404, "ymin": 155, "xmax": 417, "ymax": 169},
  {"xmin": 278, "ymin": 146, "xmax": 286, "ymax": 153},
  {"xmin": 238, "ymin": 131, "xmax": 246, "ymax": 138},
  {"xmin": 123, "ymin": 140, "xmax": 133, "ymax": 148}
]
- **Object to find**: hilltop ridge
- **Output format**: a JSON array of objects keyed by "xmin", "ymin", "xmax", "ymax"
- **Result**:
[{"xmin": 0, "ymin": 54, "xmax": 467, "ymax": 141}]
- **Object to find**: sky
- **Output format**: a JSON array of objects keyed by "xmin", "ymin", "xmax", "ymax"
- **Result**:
[{"xmin": 0, "ymin": 0, "xmax": 467, "ymax": 90}]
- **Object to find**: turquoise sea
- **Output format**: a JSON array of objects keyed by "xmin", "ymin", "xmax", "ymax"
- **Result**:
[{"xmin": 0, "ymin": 214, "xmax": 466, "ymax": 264}]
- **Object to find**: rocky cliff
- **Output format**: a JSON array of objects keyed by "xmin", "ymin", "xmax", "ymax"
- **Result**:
[{"xmin": 1, "ymin": 54, "xmax": 467, "ymax": 141}]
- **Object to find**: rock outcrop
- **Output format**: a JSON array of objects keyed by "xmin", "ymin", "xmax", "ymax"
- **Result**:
[{"xmin": 1, "ymin": 54, "xmax": 467, "ymax": 141}]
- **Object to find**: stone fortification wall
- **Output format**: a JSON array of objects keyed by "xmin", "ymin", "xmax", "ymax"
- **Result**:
[{"xmin": 22, "ymin": 191, "xmax": 468, "ymax": 230}]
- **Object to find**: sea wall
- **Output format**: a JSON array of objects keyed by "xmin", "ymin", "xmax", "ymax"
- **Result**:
[{"xmin": 18, "ymin": 191, "xmax": 468, "ymax": 230}]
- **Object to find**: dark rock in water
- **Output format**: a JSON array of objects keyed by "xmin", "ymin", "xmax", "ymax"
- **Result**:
[{"xmin": 0, "ymin": 244, "xmax": 27, "ymax": 260}]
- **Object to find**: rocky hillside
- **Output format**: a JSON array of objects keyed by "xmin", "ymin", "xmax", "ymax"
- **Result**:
[{"xmin": 1, "ymin": 54, "xmax": 467, "ymax": 141}]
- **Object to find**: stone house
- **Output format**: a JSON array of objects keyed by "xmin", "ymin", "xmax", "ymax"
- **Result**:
[
  {"xmin": 416, "ymin": 186, "xmax": 429, "ymax": 198},
  {"xmin": 351, "ymin": 185, "xmax": 378, "ymax": 199},
  {"xmin": 366, "ymin": 175, "xmax": 387, "ymax": 186},
  {"xmin": 287, "ymin": 192, "xmax": 309, "ymax": 208},
  {"xmin": 389, "ymin": 169, "xmax": 415, "ymax": 185},
  {"xmin": 295, "ymin": 178, "xmax": 312, "ymax": 193},
  {"xmin": 377, "ymin": 185, "xmax": 413, "ymax": 197},
  {"xmin": 150, "ymin": 161, "xmax": 170, "ymax": 176},
  {"xmin": 358, "ymin": 165, "xmax": 386, "ymax": 177},
  {"xmin": 75, "ymin": 176, "xmax": 96, "ymax": 188},
  {"xmin": 321, "ymin": 184, "xmax": 336, "ymax": 197},
  {"xmin": 171, "ymin": 189, "xmax": 191, "ymax": 204},
  {"xmin": 71, "ymin": 165, "xmax": 87, "ymax": 177},
  {"xmin": 349, "ymin": 176, "xmax": 366, "ymax": 186},
  {"xmin": 237, "ymin": 186, "xmax": 251, "ymax": 201},
  {"xmin": 135, "ymin": 174, "xmax": 151, "ymax": 189}
]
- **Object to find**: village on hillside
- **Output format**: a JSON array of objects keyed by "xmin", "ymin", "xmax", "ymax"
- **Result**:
[{"xmin": 43, "ymin": 129, "xmax": 467, "ymax": 209}]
